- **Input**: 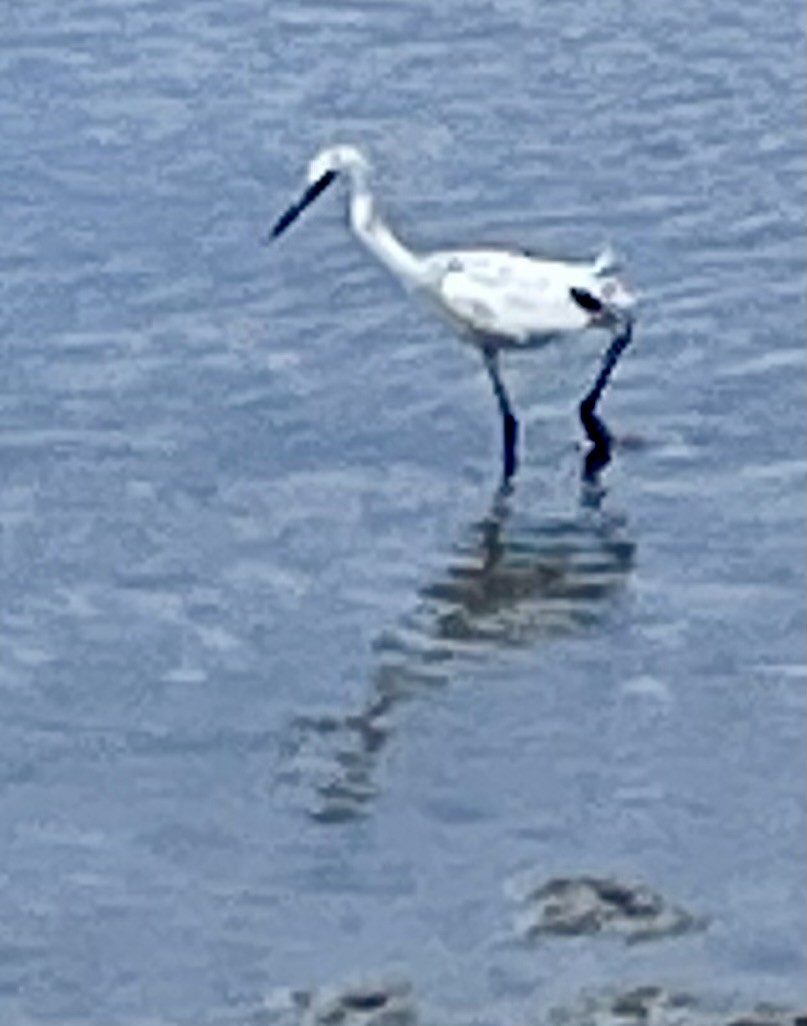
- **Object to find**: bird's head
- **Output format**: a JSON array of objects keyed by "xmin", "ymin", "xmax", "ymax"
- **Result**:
[
  {"xmin": 307, "ymin": 144, "xmax": 371, "ymax": 184},
  {"xmin": 269, "ymin": 144, "xmax": 370, "ymax": 241}
]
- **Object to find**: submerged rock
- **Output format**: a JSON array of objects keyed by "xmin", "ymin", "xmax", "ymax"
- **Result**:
[
  {"xmin": 299, "ymin": 977, "xmax": 417, "ymax": 1026},
  {"xmin": 548, "ymin": 984, "xmax": 805, "ymax": 1026},
  {"xmin": 549, "ymin": 984, "xmax": 695, "ymax": 1025},
  {"xmin": 252, "ymin": 977, "xmax": 416, "ymax": 1026},
  {"xmin": 512, "ymin": 874, "xmax": 704, "ymax": 943},
  {"xmin": 254, "ymin": 978, "xmax": 803, "ymax": 1026}
]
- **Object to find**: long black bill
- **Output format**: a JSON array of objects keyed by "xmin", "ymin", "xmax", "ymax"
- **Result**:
[{"xmin": 267, "ymin": 169, "xmax": 338, "ymax": 242}]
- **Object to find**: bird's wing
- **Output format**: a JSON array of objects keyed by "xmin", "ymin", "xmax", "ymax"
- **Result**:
[{"xmin": 432, "ymin": 250, "xmax": 593, "ymax": 343}]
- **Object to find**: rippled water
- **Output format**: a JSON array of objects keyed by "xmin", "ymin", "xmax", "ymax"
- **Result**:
[{"xmin": 1, "ymin": 1, "xmax": 804, "ymax": 1023}]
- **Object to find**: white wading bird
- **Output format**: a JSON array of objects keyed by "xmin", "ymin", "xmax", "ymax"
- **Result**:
[{"xmin": 269, "ymin": 144, "xmax": 636, "ymax": 482}]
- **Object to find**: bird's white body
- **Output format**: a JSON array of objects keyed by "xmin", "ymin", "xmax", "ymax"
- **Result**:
[
  {"xmin": 271, "ymin": 144, "xmax": 636, "ymax": 481},
  {"xmin": 424, "ymin": 249, "xmax": 612, "ymax": 347},
  {"xmin": 305, "ymin": 145, "xmax": 636, "ymax": 351}
]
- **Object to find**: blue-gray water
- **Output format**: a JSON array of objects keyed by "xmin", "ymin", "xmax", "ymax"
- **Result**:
[{"xmin": 1, "ymin": 1, "xmax": 804, "ymax": 1024}]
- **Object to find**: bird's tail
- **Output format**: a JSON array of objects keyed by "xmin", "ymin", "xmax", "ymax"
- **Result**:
[{"xmin": 592, "ymin": 244, "xmax": 619, "ymax": 276}]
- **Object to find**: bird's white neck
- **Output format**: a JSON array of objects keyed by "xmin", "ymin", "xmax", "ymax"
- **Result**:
[{"xmin": 344, "ymin": 168, "xmax": 424, "ymax": 287}]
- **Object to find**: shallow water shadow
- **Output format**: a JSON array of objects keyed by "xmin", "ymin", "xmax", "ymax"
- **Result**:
[{"xmin": 285, "ymin": 471, "xmax": 635, "ymax": 822}]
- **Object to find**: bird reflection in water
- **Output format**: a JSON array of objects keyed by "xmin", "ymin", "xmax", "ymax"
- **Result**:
[{"xmin": 285, "ymin": 456, "xmax": 635, "ymax": 823}]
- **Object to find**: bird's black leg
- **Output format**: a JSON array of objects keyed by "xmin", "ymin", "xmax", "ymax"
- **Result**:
[
  {"xmin": 579, "ymin": 318, "xmax": 634, "ymax": 480},
  {"xmin": 484, "ymin": 350, "xmax": 519, "ymax": 484}
]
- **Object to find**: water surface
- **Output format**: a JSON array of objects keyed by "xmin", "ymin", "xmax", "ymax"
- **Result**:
[{"xmin": 0, "ymin": 0, "xmax": 804, "ymax": 1023}]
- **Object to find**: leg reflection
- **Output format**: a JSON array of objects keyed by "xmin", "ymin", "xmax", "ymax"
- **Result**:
[{"xmin": 284, "ymin": 474, "xmax": 635, "ymax": 822}]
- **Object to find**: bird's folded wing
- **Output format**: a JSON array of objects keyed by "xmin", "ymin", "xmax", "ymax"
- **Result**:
[
  {"xmin": 439, "ymin": 272, "xmax": 504, "ymax": 335},
  {"xmin": 438, "ymin": 260, "xmax": 589, "ymax": 342}
]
